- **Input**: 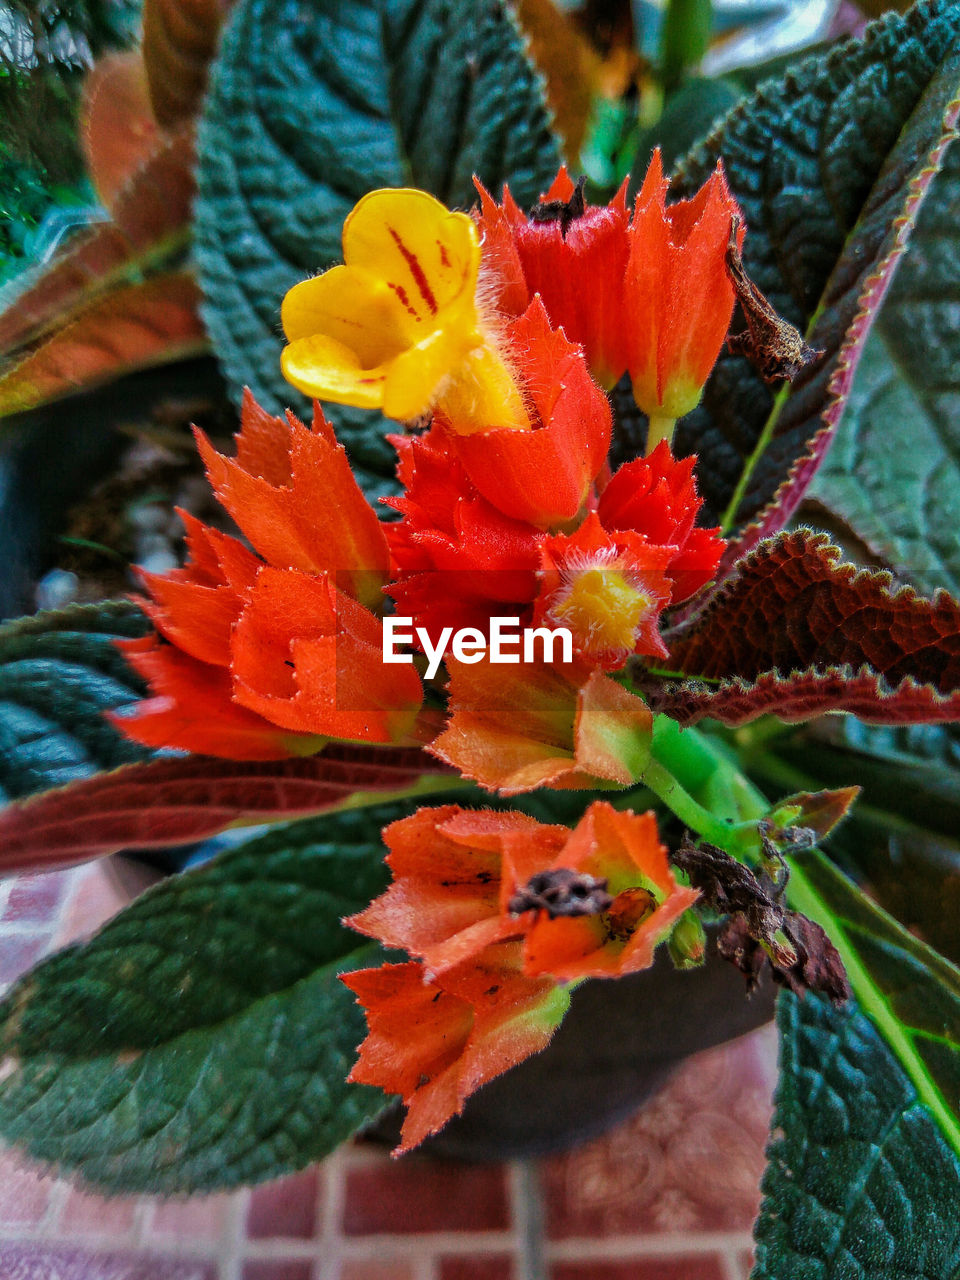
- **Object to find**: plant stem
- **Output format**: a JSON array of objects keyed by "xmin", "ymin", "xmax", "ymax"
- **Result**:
[
  {"xmin": 641, "ymin": 753, "xmax": 755, "ymax": 849},
  {"xmin": 645, "ymin": 413, "xmax": 676, "ymax": 453}
]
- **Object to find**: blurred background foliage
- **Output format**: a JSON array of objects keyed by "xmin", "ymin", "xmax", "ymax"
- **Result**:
[{"xmin": 0, "ymin": 0, "xmax": 140, "ymax": 282}]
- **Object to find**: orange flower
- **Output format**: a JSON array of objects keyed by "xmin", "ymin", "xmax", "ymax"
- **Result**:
[
  {"xmin": 516, "ymin": 802, "xmax": 699, "ymax": 981},
  {"xmin": 597, "ymin": 440, "xmax": 725, "ymax": 604},
  {"xmin": 475, "ymin": 168, "xmax": 630, "ymax": 388},
  {"xmin": 343, "ymin": 948, "xmax": 569, "ymax": 1154},
  {"xmin": 626, "ymin": 151, "xmax": 742, "ymax": 431},
  {"xmin": 348, "ymin": 805, "xmax": 570, "ymax": 973},
  {"xmin": 430, "ymin": 658, "xmax": 653, "ymax": 793},
  {"xmin": 533, "ymin": 513, "xmax": 675, "ymax": 667},
  {"xmin": 114, "ymin": 392, "xmax": 423, "ymax": 758},
  {"xmin": 474, "ymin": 156, "xmax": 742, "ymax": 446},
  {"xmin": 344, "ymin": 802, "xmax": 696, "ymax": 1151},
  {"xmin": 445, "ymin": 301, "xmax": 611, "ymax": 527}
]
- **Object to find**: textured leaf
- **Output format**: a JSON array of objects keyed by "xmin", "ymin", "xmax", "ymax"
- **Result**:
[
  {"xmin": 0, "ymin": 602, "xmax": 153, "ymax": 805},
  {"xmin": 752, "ymin": 990, "xmax": 960, "ymax": 1280},
  {"xmin": 646, "ymin": 664, "xmax": 960, "ymax": 728},
  {"xmin": 142, "ymin": 0, "xmax": 230, "ymax": 128},
  {"xmin": 0, "ymin": 130, "xmax": 195, "ymax": 359},
  {"xmin": 647, "ymin": 529, "xmax": 960, "ymax": 725},
  {"xmin": 0, "ymin": 747, "xmax": 448, "ymax": 875},
  {"xmin": 80, "ymin": 52, "xmax": 161, "ymax": 212},
  {"xmin": 0, "ymin": 274, "xmax": 208, "ymax": 417},
  {"xmin": 786, "ymin": 850, "xmax": 960, "ymax": 1156},
  {"xmin": 806, "ymin": 118, "xmax": 960, "ymax": 598},
  {"xmin": 0, "ymin": 807, "xmax": 400, "ymax": 1192},
  {"xmin": 193, "ymin": 0, "xmax": 561, "ymax": 495},
  {"xmin": 668, "ymin": 1, "xmax": 960, "ymax": 530}
]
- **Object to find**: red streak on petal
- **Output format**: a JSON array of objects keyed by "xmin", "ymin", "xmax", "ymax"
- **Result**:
[
  {"xmin": 388, "ymin": 226, "xmax": 439, "ymax": 314},
  {"xmin": 388, "ymin": 280, "xmax": 421, "ymax": 320},
  {"xmin": 438, "ymin": 240, "xmax": 451, "ymax": 268}
]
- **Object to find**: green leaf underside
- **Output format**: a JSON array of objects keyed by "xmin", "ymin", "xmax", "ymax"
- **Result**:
[
  {"xmin": 194, "ymin": 0, "xmax": 561, "ymax": 498},
  {"xmin": 0, "ymin": 806, "xmax": 407, "ymax": 1193},
  {"xmin": 788, "ymin": 852, "xmax": 960, "ymax": 1159},
  {"xmin": 808, "ymin": 118, "xmax": 960, "ymax": 598},
  {"xmin": 752, "ymin": 991, "xmax": 960, "ymax": 1280},
  {"xmin": 669, "ymin": 0, "xmax": 960, "ymax": 529},
  {"xmin": 0, "ymin": 601, "xmax": 153, "ymax": 804}
]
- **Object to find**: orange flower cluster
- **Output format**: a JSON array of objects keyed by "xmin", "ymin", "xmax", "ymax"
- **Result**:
[
  {"xmin": 476, "ymin": 152, "xmax": 743, "ymax": 425},
  {"xmin": 113, "ymin": 394, "xmax": 424, "ymax": 757},
  {"xmin": 117, "ymin": 156, "xmax": 738, "ymax": 792},
  {"xmin": 343, "ymin": 802, "xmax": 698, "ymax": 1152}
]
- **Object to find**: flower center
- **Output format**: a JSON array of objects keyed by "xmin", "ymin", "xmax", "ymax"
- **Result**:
[{"xmin": 552, "ymin": 567, "xmax": 651, "ymax": 655}]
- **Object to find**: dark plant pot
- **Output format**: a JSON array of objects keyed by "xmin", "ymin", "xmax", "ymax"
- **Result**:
[{"xmin": 368, "ymin": 936, "xmax": 775, "ymax": 1160}]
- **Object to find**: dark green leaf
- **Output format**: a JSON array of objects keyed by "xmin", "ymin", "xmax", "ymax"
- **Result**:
[
  {"xmin": 752, "ymin": 990, "xmax": 960, "ymax": 1280},
  {"xmin": 0, "ymin": 803, "xmax": 407, "ymax": 1193},
  {"xmin": 194, "ymin": 0, "xmax": 561, "ymax": 497},
  {"xmin": 806, "ymin": 121, "xmax": 960, "ymax": 597},
  {"xmin": 786, "ymin": 851, "xmax": 960, "ymax": 1157},
  {"xmin": 669, "ymin": 0, "xmax": 960, "ymax": 529},
  {"xmin": 0, "ymin": 600, "xmax": 153, "ymax": 803}
]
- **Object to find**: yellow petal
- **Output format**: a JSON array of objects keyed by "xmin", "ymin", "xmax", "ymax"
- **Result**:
[
  {"xmin": 343, "ymin": 189, "xmax": 481, "ymax": 321},
  {"xmin": 436, "ymin": 342, "xmax": 531, "ymax": 434},
  {"xmin": 382, "ymin": 326, "xmax": 470, "ymax": 421},
  {"xmin": 281, "ymin": 266, "xmax": 416, "ymax": 366},
  {"xmin": 281, "ymin": 332, "xmax": 388, "ymax": 408}
]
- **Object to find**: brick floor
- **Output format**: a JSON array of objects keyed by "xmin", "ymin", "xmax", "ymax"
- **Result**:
[{"xmin": 0, "ymin": 861, "xmax": 773, "ymax": 1280}]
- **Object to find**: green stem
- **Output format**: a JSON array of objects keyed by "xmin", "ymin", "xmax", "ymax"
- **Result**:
[
  {"xmin": 641, "ymin": 755, "xmax": 747, "ymax": 846},
  {"xmin": 645, "ymin": 413, "xmax": 677, "ymax": 453},
  {"xmin": 643, "ymin": 717, "xmax": 960, "ymax": 1159}
]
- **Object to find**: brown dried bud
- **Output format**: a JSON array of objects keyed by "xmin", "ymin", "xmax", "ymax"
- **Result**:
[{"xmin": 724, "ymin": 218, "xmax": 822, "ymax": 384}]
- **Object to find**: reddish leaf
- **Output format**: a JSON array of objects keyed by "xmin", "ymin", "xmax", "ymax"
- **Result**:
[
  {"xmin": 0, "ymin": 747, "xmax": 448, "ymax": 876},
  {"xmin": 644, "ymin": 665, "xmax": 960, "ymax": 728},
  {"xmin": 667, "ymin": 530, "xmax": 960, "ymax": 689},
  {"xmin": 81, "ymin": 52, "xmax": 160, "ymax": 212},
  {"xmin": 142, "ymin": 0, "xmax": 231, "ymax": 128},
  {"xmin": 0, "ymin": 274, "xmax": 207, "ymax": 418},
  {"xmin": 715, "ymin": 86, "xmax": 960, "ymax": 579},
  {"xmin": 649, "ymin": 529, "xmax": 960, "ymax": 726},
  {"xmin": 0, "ymin": 130, "xmax": 195, "ymax": 359}
]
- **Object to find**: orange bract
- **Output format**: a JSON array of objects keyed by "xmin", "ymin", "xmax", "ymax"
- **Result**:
[
  {"xmin": 115, "ymin": 391, "xmax": 423, "ymax": 758},
  {"xmin": 475, "ymin": 154, "xmax": 742, "ymax": 425},
  {"xmin": 343, "ymin": 802, "xmax": 696, "ymax": 1151}
]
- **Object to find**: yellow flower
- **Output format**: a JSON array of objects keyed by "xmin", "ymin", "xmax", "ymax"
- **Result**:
[{"xmin": 281, "ymin": 188, "xmax": 529, "ymax": 433}]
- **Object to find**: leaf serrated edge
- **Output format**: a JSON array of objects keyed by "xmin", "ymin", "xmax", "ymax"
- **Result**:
[
  {"xmin": 648, "ymin": 663, "xmax": 960, "ymax": 727},
  {"xmin": 0, "ymin": 599, "xmax": 148, "ymax": 644},
  {"xmin": 671, "ymin": 527, "xmax": 960, "ymax": 638}
]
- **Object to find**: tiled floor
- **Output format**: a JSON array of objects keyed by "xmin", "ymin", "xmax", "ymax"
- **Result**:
[{"xmin": 0, "ymin": 863, "xmax": 776, "ymax": 1280}]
